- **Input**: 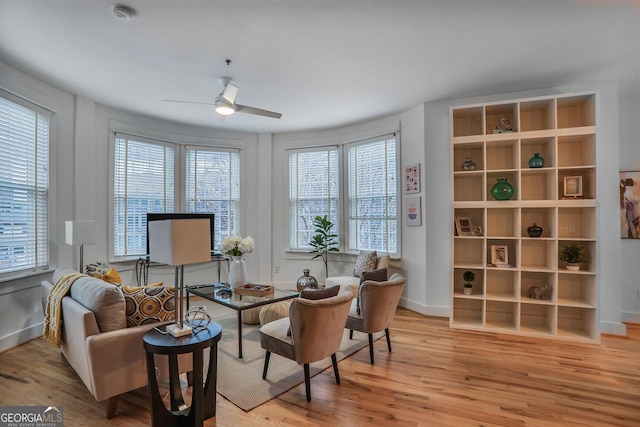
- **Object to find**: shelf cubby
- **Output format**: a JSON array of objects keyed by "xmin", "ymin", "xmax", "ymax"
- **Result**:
[
  {"xmin": 454, "ymin": 173, "xmax": 484, "ymax": 202},
  {"xmin": 521, "ymin": 239, "xmax": 556, "ymax": 271},
  {"xmin": 454, "ymin": 238, "xmax": 485, "ymax": 266},
  {"xmin": 520, "ymin": 137, "xmax": 555, "ymax": 168},
  {"xmin": 557, "ymin": 274, "xmax": 596, "ymax": 307},
  {"xmin": 521, "ymin": 207, "xmax": 555, "ymax": 238},
  {"xmin": 557, "ymin": 134, "xmax": 595, "ymax": 168},
  {"xmin": 452, "ymin": 107, "xmax": 484, "ymax": 137},
  {"xmin": 557, "ymin": 207, "xmax": 596, "ymax": 239},
  {"xmin": 486, "ymin": 207, "xmax": 517, "ymax": 238},
  {"xmin": 453, "ymin": 267, "xmax": 484, "ymax": 296},
  {"xmin": 557, "ymin": 95, "xmax": 595, "ymax": 129},
  {"xmin": 486, "ymin": 103, "xmax": 518, "ymax": 134},
  {"xmin": 452, "ymin": 298, "xmax": 484, "ymax": 327},
  {"xmin": 520, "ymin": 303, "xmax": 555, "ymax": 335},
  {"xmin": 557, "ymin": 306, "xmax": 596, "ymax": 340},
  {"xmin": 485, "ymin": 301, "xmax": 517, "ymax": 331},
  {"xmin": 520, "ymin": 271, "xmax": 556, "ymax": 301},
  {"xmin": 558, "ymin": 167, "xmax": 596, "ymax": 200},
  {"xmin": 486, "ymin": 171, "xmax": 518, "ymax": 201},
  {"xmin": 557, "ymin": 240, "xmax": 596, "ymax": 273},
  {"xmin": 485, "ymin": 140, "xmax": 518, "ymax": 170},
  {"xmin": 454, "ymin": 207, "xmax": 484, "ymax": 235},
  {"xmin": 487, "ymin": 238, "xmax": 518, "ymax": 267},
  {"xmin": 520, "ymin": 169, "xmax": 557, "ymax": 201},
  {"xmin": 520, "ymin": 99, "xmax": 556, "ymax": 131},
  {"xmin": 486, "ymin": 269, "xmax": 518, "ymax": 300},
  {"xmin": 453, "ymin": 141, "xmax": 484, "ymax": 172}
]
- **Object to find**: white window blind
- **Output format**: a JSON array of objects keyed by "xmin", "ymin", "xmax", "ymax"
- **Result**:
[
  {"xmin": 0, "ymin": 94, "xmax": 50, "ymax": 274},
  {"xmin": 113, "ymin": 133, "xmax": 175, "ymax": 257},
  {"xmin": 348, "ymin": 135, "xmax": 397, "ymax": 253},
  {"xmin": 289, "ymin": 147, "xmax": 339, "ymax": 249},
  {"xmin": 185, "ymin": 146, "xmax": 240, "ymax": 249}
]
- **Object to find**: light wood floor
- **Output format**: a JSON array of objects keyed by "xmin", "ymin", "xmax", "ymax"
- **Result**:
[{"xmin": 1, "ymin": 308, "xmax": 639, "ymax": 426}]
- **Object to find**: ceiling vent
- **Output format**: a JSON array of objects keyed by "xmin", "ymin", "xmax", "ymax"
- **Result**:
[{"xmin": 111, "ymin": 5, "xmax": 135, "ymax": 21}]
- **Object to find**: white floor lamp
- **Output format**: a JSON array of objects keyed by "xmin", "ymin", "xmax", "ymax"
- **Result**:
[
  {"xmin": 65, "ymin": 220, "xmax": 96, "ymax": 272},
  {"xmin": 148, "ymin": 218, "xmax": 211, "ymax": 337}
]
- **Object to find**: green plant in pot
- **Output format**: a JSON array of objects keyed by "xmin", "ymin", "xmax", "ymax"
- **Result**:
[
  {"xmin": 559, "ymin": 243, "xmax": 586, "ymax": 271},
  {"xmin": 463, "ymin": 270, "xmax": 475, "ymax": 295},
  {"xmin": 309, "ymin": 215, "xmax": 339, "ymax": 278}
]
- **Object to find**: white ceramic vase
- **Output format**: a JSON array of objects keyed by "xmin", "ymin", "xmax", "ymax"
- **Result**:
[
  {"xmin": 566, "ymin": 263, "xmax": 581, "ymax": 271},
  {"xmin": 229, "ymin": 255, "xmax": 248, "ymax": 287}
]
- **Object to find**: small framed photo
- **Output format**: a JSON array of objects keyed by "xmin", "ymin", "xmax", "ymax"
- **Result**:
[
  {"xmin": 405, "ymin": 163, "xmax": 420, "ymax": 193},
  {"xmin": 455, "ymin": 217, "xmax": 473, "ymax": 236},
  {"xmin": 490, "ymin": 245, "xmax": 509, "ymax": 266},
  {"xmin": 563, "ymin": 176, "xmax": 583, "ymax": 198}
]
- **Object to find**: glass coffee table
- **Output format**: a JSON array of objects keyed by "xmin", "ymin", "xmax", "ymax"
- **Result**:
[{"xmin": 186, "ymin": 283, "xmax": 298, "ymax": 358}]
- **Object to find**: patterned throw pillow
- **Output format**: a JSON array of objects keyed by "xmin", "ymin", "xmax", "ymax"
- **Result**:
[
  {"xmin": 358, "ymin": 267, "xmax": 388, "ymax": 315},
  {"xmin": 121, "ymin": 284, "xmax": 175, "ymax": 327},
  {"xmin": 353, "ymin": 250, "xmax": 377, "ymax": 277}
]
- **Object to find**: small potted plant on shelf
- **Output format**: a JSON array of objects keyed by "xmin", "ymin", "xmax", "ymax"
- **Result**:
[
  {"xmin": 559, "ymin": 243, "xmax": 586, "ymax": 271},
  {"xmin": 463, "ymin": 270, "xmax": 475, "ymax": 295}
]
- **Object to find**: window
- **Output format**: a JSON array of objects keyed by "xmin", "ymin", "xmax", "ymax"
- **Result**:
[
  {"xmin": 0, "ymin": 93, "xmax": 50, "ymax": 275},
  {"xmin": 289, "ymin": 148, "xmax": 339, "ymax": 250},
  {"xmin": 289, "ymin": 133, "xmax": 398, "ymax": 254},
  {"xmin": 113, "ymin": 133, "xmax": 175, "ymax": 257},
  {"xmin": 185, "ymin": 146, "xmax": 240, "ymax": 248},
  {"xmin": 347, "ymin": 136, "xmax": 397, "ymax": 253}
]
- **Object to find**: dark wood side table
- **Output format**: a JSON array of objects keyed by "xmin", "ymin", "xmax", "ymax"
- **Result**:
[{"xmin": 143, "ymin": 322, "xmax": 222, "ymax": 427}]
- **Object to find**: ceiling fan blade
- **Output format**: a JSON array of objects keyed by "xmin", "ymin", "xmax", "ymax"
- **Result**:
[
  {"xmin": 222, "ymin": 83, "xmax": 238, "ymax": 104},
  {"xmin": 162, "ymin": 99, "xmax": 216, "ymax": 106},
  {"xmin": 235, "ymin": 104, "xmax": 282, "ymax": 119}
]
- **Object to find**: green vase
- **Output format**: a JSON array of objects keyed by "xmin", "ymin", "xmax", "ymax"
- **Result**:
[
  {"xmin": 491, "ymin": 178, "xmax": 515, "ymax": 201},
  {"xmin": 529, "ymin": 153, "xmax": 545, "ymax": 168}
]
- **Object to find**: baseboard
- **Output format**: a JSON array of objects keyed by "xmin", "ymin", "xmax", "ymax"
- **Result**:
[
  {"xmin": 399, "ymin": 297, "xmax": 449, "ymax": 318},
  {"xmin": 599, "ymin": 320, "xmax": 627, "ymax": 337},
  {"xmin": 621, "ymin": 310, "xmax": 640, "ymax": 324},
  {"xmin": 0, "ymin": 321, "xmax": 44, "ymax": 353}
]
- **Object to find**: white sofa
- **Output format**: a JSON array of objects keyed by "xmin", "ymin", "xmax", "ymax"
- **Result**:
[
  {"xmin": 41, "ymin": 268, "xmax": 191, "ymax": 418},
  {"xmin": 325, "ymin": 254, "xmax": 390, "ymax": 294}
]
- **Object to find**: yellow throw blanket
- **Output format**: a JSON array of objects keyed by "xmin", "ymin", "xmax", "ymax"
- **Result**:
[{"xmin": 43, "ymin": 273, "xmax": 85, "ymax": 347}]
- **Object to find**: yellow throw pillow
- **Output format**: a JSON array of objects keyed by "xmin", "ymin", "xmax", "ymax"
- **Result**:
[
  {"xmin": 102, "ymin": 268, "xmax": 122, "ymax": 285},
  {"xmin": 121, "ymin": 285, "xmax": 175, "ymax": 327}
]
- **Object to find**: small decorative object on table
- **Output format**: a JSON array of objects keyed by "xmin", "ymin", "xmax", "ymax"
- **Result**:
[
  {"xmin": 463, "ymin": 270, "xmax": 475, "ymax": 295},
  {"xmin": 527, "ymin": 284, "xmax": 550, "ymax": 300},
  {"xmin": 529, "ymin": 153, "xmax": 545, "ymax": 168},
  {"xmin": 527, "ymin": 223, "xmax": 543, "ymax": 237},
  {"xmin": 233, "ymin": 284, "xmax": 274, "ymax": 296},
  {"xmin": 461, "ymin": 157, "xmax": 477, "ymax": 171},
  {"xmin": 219, "ymin": 235, "xmax": 255, "ymax": 287},
  {"xmin": 297, "ymin": 268, "xmax": 319, "ymax": 292},
  {"xmin": 491, "ymin": 178, "xmax": 515, "ymax": 201},
  {"xmin": 493, "ymin": 118, "xmax": 513, "ymax": 134},
  {"xmin": 185, "ymin": 306, "xmax": 212, "ymax": 332}
]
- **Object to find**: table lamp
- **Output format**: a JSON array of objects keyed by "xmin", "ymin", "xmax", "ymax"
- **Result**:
[
  {"xmin": 148, "ymin": 218, "xmax": 211, "ymax": 337},
  {"xmin": 65, "ymin": 220, "xmax": 96, "ymax": 272}
]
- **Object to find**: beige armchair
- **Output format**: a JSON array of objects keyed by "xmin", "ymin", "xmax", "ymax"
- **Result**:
[
  {"xmin": 325, "ymin": 253, "xmax": 390, "ymax": 295},
  {"xmin": 345, "ymin": 273, "xmax": 405, "ymax": 364},
  {"xmin": 259, "ymin": 290, "xmax": 353, "ymax": 401}
]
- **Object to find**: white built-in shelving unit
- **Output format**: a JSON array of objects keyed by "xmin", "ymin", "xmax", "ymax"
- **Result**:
[{"xmin": 450, "ymin": 92, "xmax": 599, "ymax": 342}]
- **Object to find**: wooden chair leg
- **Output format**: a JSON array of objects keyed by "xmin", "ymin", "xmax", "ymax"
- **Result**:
[
  {"xmin": 186, "ymin": 370, "xmax": 194, "ymax": 386},
  {"xmin": 105, "ymin": 396, "xmax": 118, "ymax": 419},
  {"xmin": 331, "ymin": 353, "xmax": 340, "ymax": 384},
  {"xmin": 368, "ymin": 333, "xmax": 374, "ymax": 364},
  {"xmin": 262, "ymin": 351, "xmax": 271, "ymax": 379},
  {"xmin": 385, "ymin": 328, "xmax": 392, "ymax": 352},
  {"xmin": 304, "ymin": 363, "xmax": 311, "ymax": 402}
]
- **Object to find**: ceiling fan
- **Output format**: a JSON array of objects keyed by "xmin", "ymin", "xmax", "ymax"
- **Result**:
[{"xmin": 163, "ymin": 76, "xmax": 282, "ymax": 119}]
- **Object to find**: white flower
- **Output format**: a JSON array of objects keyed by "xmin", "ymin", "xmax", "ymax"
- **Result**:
[{"xmin": 219, "ymin": 235, "xmax": 254, "ymax": 256}]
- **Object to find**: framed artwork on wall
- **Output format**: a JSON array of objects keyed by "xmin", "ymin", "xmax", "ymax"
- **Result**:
[
  {"xmin": 620, "ymin": 171, "xmax": 640, "ymax": 239},
  {"xmin": 405, "ymin": 163, "xmax": 420, "ymax": 193},
  {"xmin": 406, "ymin": 196, "xmax": 422, "ymax": 226}
]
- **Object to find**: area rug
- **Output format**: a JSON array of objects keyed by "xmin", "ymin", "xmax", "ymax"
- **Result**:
[{"xmin": 198, "ymin": 300, "xmax": 381, "ymax": 411}]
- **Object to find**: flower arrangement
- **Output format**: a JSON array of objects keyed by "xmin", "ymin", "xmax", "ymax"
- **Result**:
[{"xmin": 219, "ymin": 235, "xmax": 255, "ymax": 257}]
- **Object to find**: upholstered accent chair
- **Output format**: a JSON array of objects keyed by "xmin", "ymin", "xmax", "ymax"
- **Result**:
[
  {"xmin": 259, "ymin": 290, "xmax": 353, "ymax": 401},
  {"xmin": 325, "ymin": 253, "xmax": 390, "ymax": 295},
  {"xmin": 346, "ymin": 273, "xmax": 406, "ymax": 364}
]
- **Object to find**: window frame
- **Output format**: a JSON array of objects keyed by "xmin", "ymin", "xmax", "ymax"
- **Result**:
[
  {"xmin": 288, "ymin": 132, "xmax": 400, "ymax": 256},
  {"xmin": 0, "ymin": 89, "xmax": 52, "ymax": 277}
]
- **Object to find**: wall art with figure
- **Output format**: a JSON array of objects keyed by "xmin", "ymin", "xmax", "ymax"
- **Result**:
[{"xmin": 620, "ymin": 171, "xmax": 640, "ymax": 239}]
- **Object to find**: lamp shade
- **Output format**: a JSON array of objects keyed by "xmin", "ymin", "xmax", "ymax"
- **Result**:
[
  {"xmin": 148, "ymin": 219, "xmax": 211, "ymax": 266},
  {"xmin": 65, "ymin": 220, "xmax": 96, "ymax": 245}
]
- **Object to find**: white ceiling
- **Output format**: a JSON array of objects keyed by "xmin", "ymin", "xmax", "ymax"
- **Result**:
[{"xmin": 0, "ymin": 0, "xmax": 638, "ymax": 134}]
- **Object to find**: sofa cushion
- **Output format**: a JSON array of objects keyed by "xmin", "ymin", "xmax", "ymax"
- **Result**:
[
  {"xmin": 121, "ymin": 285, "xmax": 175, "ymax": 327},
  {"xmin": 67, "ymin": 274, "xmax": 127, "ymax": 332},
  {"xmin": 353, "ymin": 250, "xmax": 377, "ymax": 277},
  {"xmin": 299, "ymin": 285, "xmax": 340, "ymax": 300}
]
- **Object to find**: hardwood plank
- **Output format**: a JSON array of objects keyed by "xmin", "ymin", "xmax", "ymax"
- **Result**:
[{"xmin": 0, "ymin": 308, "xmax": 639, "ymax": 426}]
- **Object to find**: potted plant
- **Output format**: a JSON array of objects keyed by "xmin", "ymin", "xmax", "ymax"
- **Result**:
[
  {"xmin": 463, "ymin": 270, "xmax": 475, "ymax": 295},
  {"xmin": 309, "ymin": 215, "xmax": 339, "ymax": 278},
  {"xmin": 559, "ymin": 242, "xmax": 586, "ymax": 271}
]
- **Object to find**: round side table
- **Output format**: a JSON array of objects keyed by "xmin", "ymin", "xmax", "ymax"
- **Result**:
[{"xmin": 143, "ymin": 322, "xmax": 222, "ymax": 427}]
